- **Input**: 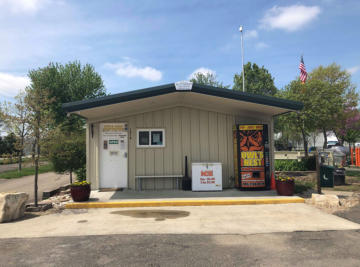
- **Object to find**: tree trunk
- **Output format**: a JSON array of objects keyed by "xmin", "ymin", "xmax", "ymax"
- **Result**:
[
  {"xmin": 31, "ymin": 142, "xmax": 36, "ymax": 164},
  {"xmin": 34, "ymin": 115, "xmax": 40, "ymax": 207},
  {"xmin": 315, "ymin": 151, "xmax": 321, "ymax": 194},
  {"xmin": 322, "ymin": 128, "xmax": 328, "ymax": 149},
  {"xmin": 333, "ymin": 129, "xmax": 343, "ymax": 146},
  {"xmin": 313, "ymin": 132, "xmax": 316, "ymax": 148},
  {"xmin": 70, "ymin": 171, "xmax": 73, "ymax": 184},
  {"xmin": 34, "ymin": 152, "xmax": 39, "ymax": 207},
  {"xmin": 18, "ymin": 153, "xmax": 22, "ymax": 172},
  {"xmin": 301, "ymin": 128, "xmax": 309, "ymax": 158},
  {"xmin": 18, "ymin": 136, "xmax": 24, "ymax": 172}
]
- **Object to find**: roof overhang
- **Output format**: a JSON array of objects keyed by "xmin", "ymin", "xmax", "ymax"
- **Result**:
[{"xmin": 62, "ymin": 83, "xmax": 303, "ymax": 121}]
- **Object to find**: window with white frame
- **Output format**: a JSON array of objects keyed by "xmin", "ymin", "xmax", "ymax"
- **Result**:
[{"xmin": 137, "ymin": 129, "xmax": 165, "ymax": 147}]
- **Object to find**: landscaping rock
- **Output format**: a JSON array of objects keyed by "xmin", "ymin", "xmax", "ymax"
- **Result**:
[
  {"xmin": 0, "ymin": 192, "xmax": 28, "ymax": 223},
  {"xmin": 339, "ymin": 193, "xmax": 360, "ymax": 209},
  {"xmin": 25, "ymin": 203, "xmax": 52, "ymax": 212},
  {"xmin": 310, "ymin": 193, "xmax": 340, "ymax": 208}
]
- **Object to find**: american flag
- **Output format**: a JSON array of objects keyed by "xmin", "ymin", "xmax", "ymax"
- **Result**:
[{"xmin": 299, "ymin": 55, "xmax": 307, "ymax": 84}]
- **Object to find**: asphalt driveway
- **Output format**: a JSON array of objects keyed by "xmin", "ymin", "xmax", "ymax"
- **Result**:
[
  {"xmin": 1, "ymin": 203, "xmax": 360, "ymax": 266},
  {"xmin": 0, "ymin": 172, "xmax": 70, "ymax": 203},
  {"xmin": 1, "ymin": 231, "xmax": 360, "ymax": 266}
]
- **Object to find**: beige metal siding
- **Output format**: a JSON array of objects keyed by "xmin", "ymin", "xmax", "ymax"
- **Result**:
[
  {"xmin": 127, "ymin": 116, "xmax": 136, "ymax": 189},
  {"xmin": 87, "ymin": 105, "xmax": 273, "ymax": 190}
]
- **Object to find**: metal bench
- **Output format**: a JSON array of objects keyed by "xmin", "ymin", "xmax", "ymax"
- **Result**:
[{"xmin": 135, "ymin": 175, "xmax": 184, "ymax": 191}]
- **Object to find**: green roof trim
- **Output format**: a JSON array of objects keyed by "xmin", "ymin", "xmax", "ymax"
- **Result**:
[{"xmin": 62, "ymin": 83, "xmax": 303, "ymax": 113}]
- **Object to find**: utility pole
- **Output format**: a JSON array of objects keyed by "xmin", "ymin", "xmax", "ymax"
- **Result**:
[
  {"xmin": 239, "ymin": 25, "xmax": 245, "ymax": 92},
  {"xmin": 316, "ymin": 151, "xmax": 322, "ymax": 194}
]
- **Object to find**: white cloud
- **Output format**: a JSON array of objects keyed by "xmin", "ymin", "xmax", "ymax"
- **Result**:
[
  {"xmin": 0, "ymin": 0, "xmax": 48, "ymax": 14},
  {"xmin": 255, "ymin": 42, "xmax": 269, "ymax": 49},
  {"xmin": 0, "ymin": 72, "xmax": 29, "ymax": 97},
  {"xmin": 244, "ymin": 30, "xmax": 258, "ymax": 40},
  {"xmin": 188, "ymin": 67, "xmax": 216, "ymax": 80},
  {"xmin": 105, "ymin": 60, "xmax": 162, "ymax": 82},
  {"xmin": 347, "ymin": 66, "xmax": 360, "ymax": 75},
  {"xmin": 260, "ymin": 5, "xmax": 321, "ymax": 32}
]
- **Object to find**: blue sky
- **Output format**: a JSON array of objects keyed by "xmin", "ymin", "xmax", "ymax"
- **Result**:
[{"xmin": 0, "ymin": 0, "xmax": 359, "ymax": 100}]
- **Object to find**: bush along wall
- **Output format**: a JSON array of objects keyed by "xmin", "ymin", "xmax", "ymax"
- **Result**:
[{"xmin": 275, "ymin": 156, "xmax": 316, "ymax": 171}]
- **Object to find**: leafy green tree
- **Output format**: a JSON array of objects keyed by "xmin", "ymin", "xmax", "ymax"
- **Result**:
[
  {"xmin": 0, "ymin": 133, "xmax": 18, "ymax": 156},
  {"xmin": 233, "ymin": 62, "xmax": 277, "ymax": 96},
  {"xmin": 34, "ymin": 61, "xmax": 106, "ymax": 130},
  {"xmin": 190, "ymin": 72, "xmax": 229, "ymax": 88},
  {"xmin": 274, "ymin": 115, "xmax": 302, "ymax": 151},
  {"xmin": 333, "ymin": 106, "xmax": 360, "ymax": 149},
  {"xmin": 308, "ymin": 63, "xmax": 358, "ymax": 148},
  {"xmin": 1, "ymin": 92, "xmax": 31, "ymax": 170},
  {"xmin": 23, "ymin": 61, "xmax": 106, "ymax": 205},
  {"xmin": 25, "ymin": 69, "xmax": 54, "ymax": 207},
  {"xmin": 277, "ymin": 80, "xmax": 316, "ymax": 157},
  {"xmin": 46, "ymin": 129, "xmax": 86, "ymax": 184}
]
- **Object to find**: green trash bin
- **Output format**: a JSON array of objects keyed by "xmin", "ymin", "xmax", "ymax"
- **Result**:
[{"xmin": 320, "ymin": 165, "xmax": 335, "ymax": 187}]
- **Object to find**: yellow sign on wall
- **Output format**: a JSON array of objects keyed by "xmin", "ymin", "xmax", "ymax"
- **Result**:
[{"xmin": 238, "ymin": 125, "xmax": 263, "ymax": 131}]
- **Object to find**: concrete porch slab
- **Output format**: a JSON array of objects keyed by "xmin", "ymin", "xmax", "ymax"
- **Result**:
[
  {"xmin": 65, "ymin": 189, "xmax": 304, "ymax": 209},
  {"xmin": 94, "ymin": 189, "xmax": 279, "ymax": 201},
  {"xmin": 1, "ymin": 204, "xmax": 359, "ymax": 238}
]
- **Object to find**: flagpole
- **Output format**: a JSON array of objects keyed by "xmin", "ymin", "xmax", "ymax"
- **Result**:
[{"xmin": 239, "ymin": 26, "xmax": 245, "ymax": 92}]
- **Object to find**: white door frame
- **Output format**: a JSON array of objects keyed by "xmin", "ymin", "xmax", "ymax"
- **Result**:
[{"xmin": 99, "ymin": 122, "xmax": 128, "ymax": 189}]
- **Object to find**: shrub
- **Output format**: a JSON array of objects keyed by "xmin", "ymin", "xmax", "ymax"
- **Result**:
[
  {"xmin": 275, "ymin": 156, "xmax": 317, "ymax": 171},
  {"xmin": 275, "ymin": 160, "xmax": 306, "ymax": 171},
  {"xmin": 47, "ymin": 130, "xmax": 85, "ymax": 181},
  {"xmin": 75, "ymin": 166, "xmax": 86, "ymax": 182},
  {"xmin": 302, "ymin": 156, "xmax": 316, "ymax": 171}
]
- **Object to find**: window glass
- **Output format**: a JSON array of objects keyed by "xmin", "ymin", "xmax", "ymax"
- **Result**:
[
  {"xmin": 138, "ymin": 131, "xmax": 149, "ymax": 146},
  {"xmin": 151, "ymin": 131, "xmax": 163, "ymax": 146}
]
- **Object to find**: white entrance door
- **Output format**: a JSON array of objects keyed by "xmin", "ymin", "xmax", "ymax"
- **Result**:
[{"xmin": 99, "ymin": 123, "xmax": 128, "ymax": 188}]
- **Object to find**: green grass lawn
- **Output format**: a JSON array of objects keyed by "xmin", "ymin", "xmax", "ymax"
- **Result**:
[
  {"xmin": 326, "ymin": 169, "xmax": 360, "ymax": 192},
  {"xmin": 346, "ymin": 170, "xmax": 360, "ymax": 177},
  {"xmin": 0, "ymin": 164, "xmax": 54, "ymax": 179},
  {"xmin": 0, "ymin": 157, "xmax": 47, "ymax": 165},
  {"xmin": 331, "ymin": 184, "xmax": 360, "ymax": 192}
]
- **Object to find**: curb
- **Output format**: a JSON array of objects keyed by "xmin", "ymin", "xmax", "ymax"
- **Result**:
[{"xmin": 65, "ymin": 197, "xmax": 305, "ymax": 209}]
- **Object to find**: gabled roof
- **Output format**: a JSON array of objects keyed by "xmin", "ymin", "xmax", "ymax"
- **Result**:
[{"xmin": 62, "ymin": 83, "xmax": 303, "ymax": 113}]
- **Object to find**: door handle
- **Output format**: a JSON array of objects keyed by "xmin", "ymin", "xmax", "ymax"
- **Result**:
[{"xmin": 124, "ymin": 152, "xmax": 128, "ymax": 158}]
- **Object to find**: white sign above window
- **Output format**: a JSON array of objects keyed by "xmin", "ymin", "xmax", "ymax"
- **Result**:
[{"xmin": 175, "ymin": 81, "xmax": 193, "ymax": 91}]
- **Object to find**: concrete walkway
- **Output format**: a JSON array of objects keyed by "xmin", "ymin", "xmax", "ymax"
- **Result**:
[
  {"xmin": 1, "ymin": 204, "xmax": 359, "ymax": 238},
  {"xmin": 0, "ymin": 172, "xmax": 70, "ymax": 203}
]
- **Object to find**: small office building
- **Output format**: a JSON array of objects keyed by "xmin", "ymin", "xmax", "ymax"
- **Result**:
[{"xmin": 62, "ymin": 82, "xmax": 302, "ymax": 191}]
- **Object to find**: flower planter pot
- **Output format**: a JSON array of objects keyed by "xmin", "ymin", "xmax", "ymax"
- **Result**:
[
  {"xmin": 276, "ymin": 180, "xmax": 294, "ymax": 196},
  {"xmin": 70, "ymin": 184, "xmax": 91, "ymax": 202}
]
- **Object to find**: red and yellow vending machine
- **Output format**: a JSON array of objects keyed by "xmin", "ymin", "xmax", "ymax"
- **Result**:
[{"xmin": 233, "ymin": 124, "xmax": 270, "ymax": 190}]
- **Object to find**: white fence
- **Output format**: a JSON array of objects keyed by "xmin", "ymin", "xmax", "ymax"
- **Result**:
[{"xmin": 275, "ymin": 151, "xmax": 339, "ymax": 166}]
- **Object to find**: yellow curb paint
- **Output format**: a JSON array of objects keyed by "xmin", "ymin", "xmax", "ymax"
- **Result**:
[{"xmin": 65, "ymin": 197, "xmax": 305, "ymax": 209}]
